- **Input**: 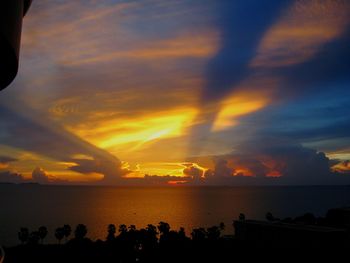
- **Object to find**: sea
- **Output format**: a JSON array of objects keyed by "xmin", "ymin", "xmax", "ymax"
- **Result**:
[{"xmin": 1, "ymin": 184, "xmax": 350, "ymax": 246}]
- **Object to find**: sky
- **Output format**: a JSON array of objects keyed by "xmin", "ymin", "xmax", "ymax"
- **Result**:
[{"xmin": 1, "ymin": 0, "xmax": 350, "ymax": 185}]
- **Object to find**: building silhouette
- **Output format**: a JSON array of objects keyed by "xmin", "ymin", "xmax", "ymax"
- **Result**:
[
  {"xmin": 234, "ymin": 219, "xmax": 348, "ymax": 248},
  {"xmin": 0, "ymin": 0, "xmax": 32, "ymax": 90}
]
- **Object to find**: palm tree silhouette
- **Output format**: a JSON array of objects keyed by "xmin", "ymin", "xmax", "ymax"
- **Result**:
[
  {"xmin": 74, "ymin": 224, "xmax": 88, "ymax": 240},
  {"xmin": 18, "ymin": 227, "xmax": 29, "ymax": 245},
  {"xmin": 266, "ymin": 212, "xmax": 274, "ymax": 222},
  {"xmin": 146, "ymin": 224, "xmax": 158, "ymax": 236},
  {"xmin": 157, "ymin": 222, "xmax": 170, "ymax": 236},
  {"xmin": 191, "ymin": 228, "xmax": 207, "ymax": 241},
  {"xmin": 207, "ymin": 226, "xmax": 220, "ymax": 240},
  {"xmin": 63, "ymin": 224, "xmax": 72, "ymax": 242},
  {"xmin": 119, "ymin": 224, "xmax": 127, "ymax": 234},
  {"xmin": 38, "ymin": 226, "xmax": 48, "ymax": 244},
  {"xmin": 179, "ymin": 227, "xmax": 186, "ymax": 238},
  {"xmin": 28, "ymin": 231, "xmax": 40, "ymax": 245},
  {"xmin": 219, "ymin": 222, "xmax": 225, "ymax": 231},
  {"xmin": 107, "ymin": 224, "xmax": 116, "ymax": 241},
  {"xmin": 55, "ymin": 227, "xmax": 65, "ymax": 244},
  {"xmin": 239, "ymin": 213, "xmax": 246, "ymax": 221},
  {"xmin": 128, "ymin": 225, "xmax": 136, "ymax": 232}
]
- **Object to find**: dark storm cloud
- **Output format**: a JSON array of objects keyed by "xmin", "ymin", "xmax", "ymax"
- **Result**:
[
  {"xmin": 193, "ymin": 139, "xmax": 350, "ymax": 185},
  {"xmin": 31, "ymin": 167, "xmax": 69, "ymax": 184},
  {"xmin": 0, "ymin": 167, "xmax": 68, "ymax": 184},
  {"xmin": 68, "ymin": 157, "xmax": 129, "ymax": 184},
  {"xmin": 0, "ymin": 105, "xmax": 128, "ymax": 181},
  {"xmin": 182, "ymin": 163, "xmax": 203, "ymax": 180},
  {"xmin": 0, "ymin": 156, "xmax": 17, "ymax": 165},
  {"xmin": 238, "ymin": 141, "xmax": 332, "ymax": 184},
  {"xmin": 31, "ymin": 167, "xmax": 50, "ymax": 184},
  {"xmin": 203, "ymin": 0, "xmax": 291, "ymax": 101},
  {"xmin": 280, "ymin": 120, "xmax": 350, "ymax": 142},
  {"xmin": 0, "ymin": 171, "xmax": 25, "ymax": 183},
  {"xmin": 272, "ymin": 28, "xmax": 350, "ymax": 98},
  {"xmin": 183, "ymin": 166, "xmax": 201, "ymax": 177},
  {"xmin": 237, "ymin": 86, "xmax": 350, "ymax": 147}
]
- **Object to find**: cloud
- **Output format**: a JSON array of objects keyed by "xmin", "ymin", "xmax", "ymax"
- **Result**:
[
  {"xmin": 188, "ymin": 1, "xmax": 350, "ymax": 155},
  {"xmin": 202, "ymin": 0, "xmax": 291, "ymax": 102},
  {"xmin": 251, "ymin": 0, "xmax": 350, "ymax": 68},
  {"xmin": 67, "ymin": 157, "xmax": 129, "ymax": 184},
  {"xmin": 0, "ymin": 171, "xmax": 25, "ymax": 184},
  {"xmin": 182, "ymin": 163, "xmax": 205, "ymax": 180},
  {"xmin": 70, "ymin": 107, "xmax": 198, "ymax": 151},
  {"xmin": 0, "ymin": 105, "xmax": 128, "ymax": 182},
  {"xmin": 62, "ymin": 32, "xmax": 218, "ymax": 66},
  {"xmin": 191, "ymin": 139, "xmax": 350, "ymax": 185},
  {"xmin": 1, "ymin": 0, "xmax": 350, "ymax": 186},
  {"xmin": 0, "ymin": 167, "xmax": 70, "ymax": 184},
  {"xmin": 32, "ymin": 167, "xmax": 51, "ymax": 183},
  {"xmin": 332, "ymin": 160, "xmax": 350, "ymax": 175},
  {"xmin": 31, "ymin": 167, "xmax": 71, "ymax": 184},
  {"xmin": 0, "ymin": 156, "xmax": 17, "ymax": 169},
  {"xmin": 0, "ymin": 156, "xmax": 17, "ymax": 163},
  {"xmin": 210, "ymin": 159, "xmax": 233, "ymax": 178}
]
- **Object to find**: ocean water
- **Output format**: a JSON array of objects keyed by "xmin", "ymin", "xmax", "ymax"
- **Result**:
[{"xmin": 1, "ymin": 185, "xmax": 350, "ymax": 246}]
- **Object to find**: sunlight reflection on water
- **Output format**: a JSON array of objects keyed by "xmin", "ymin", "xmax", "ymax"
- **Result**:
[{"xmin": 1, "ymin": 185, "xmax": 350, "ymax": 245}]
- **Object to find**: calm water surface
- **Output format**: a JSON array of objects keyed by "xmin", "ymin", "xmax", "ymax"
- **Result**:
[{"xmin": 1, "ymin": 185, "xmax": 350, "ymax": 245}]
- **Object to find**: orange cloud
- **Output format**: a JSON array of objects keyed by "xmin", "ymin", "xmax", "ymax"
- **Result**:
[
  {"xmin": 63, "ymin": 32, "xmax": 219, "ymax": 66},
  {"xmin": 212, "ymin": 78, "xmax": 277, "ymax": 131},
  {"xmin": 23, "ymin": 1, "xmax": 219, "ymax": 67},
  {"xmin": 332, "ymin": 161, "xmax": 350, "ymax": 174},
  {"xmin": 251, "ymin": 0, "xmax": 350, "ymax": 68},
  {"xmin": 123, "ymin": 161, "xmax": 208, "ymax": 180},
  {"xmin": 66, "ymin": 107, "xmax": 198, "ymax": 153},
  {"xmin": 0, "ymin": 164, "xmax": 9, "ymax": 169},
  {"xmin": 326, "ymin": 150, "xmax": 350, "ymax": 162}
]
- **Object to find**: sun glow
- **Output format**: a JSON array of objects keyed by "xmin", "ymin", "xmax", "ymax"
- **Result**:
[
  {"xmin": 332, "ymin": 161, "xmax": 350, "ymax": 174},
  {"xmin": 212, "ymin": 93, "xmax": 268, "ymax": 132},
  {"xmin": 67, "ymin": 107, "xmax": 198, "ymax": 152},
  {"xmin": 124, "ymin": 162, "xmax": 208, "ymax": 180}
]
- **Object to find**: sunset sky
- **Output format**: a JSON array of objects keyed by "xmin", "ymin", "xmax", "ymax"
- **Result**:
[{"xmin": 1, "ymin": 0, "xmax": 350, "ymax": 185}]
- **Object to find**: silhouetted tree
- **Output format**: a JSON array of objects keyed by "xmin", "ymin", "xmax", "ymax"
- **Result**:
[
  {"xmin": 219, "ymin": 222, "xmax": 225, "ymax": 231},
  {"xmin": 179, "ymin": 227, "xmax": 186, "ymax": 238},
  {"xmin": 128, "ymin": 225, "xmax": 136, "ymax": 232},
  {"xmin": 294, "ymin": 213, "xmax": 316, "ymax": 225},
  {"xmin": 38, "ymin": 226, "xmax": 48, "ymax": 244},
  {"xmin": 145, "ymin": 224, "xmax": 158, "ymax": 247},
  {"xmin": 158, "ymin": 222, "xmax": 170, "ymax": 236},
  {"xmin": 28, "ymin": 231, "xmax": 40, "ymax": 245},
  {"xmin": 74, "ymin": 224, "xmax": 88, "ymax": 240},
  {"xmin": 63, "ymin": 224, "xmax": 72, "ymax": 242},
  {"xmin": 106, "ymin": 224, "xmax": 116, "ymax": 242},
  {"xmin": 191, "ymin": 228, "xmax": 207, "ymax": 241},
  {"xmin": 55, "ymin": 227, "xmax": 65, "ymax": 244},
  {"xmin": 266, "ymin": 212, "xmax": 274, "ymax": 222},
  {"xmin": 119, "ymin": 224, "xmax": 127, "ymax": 234},
  {"xmin": 239, "ymin": 213, "xmax": 246, "ymax": 221},
  {"xmin": 281, "ymin": 217, "xmax": 293, "ymax": 223},
  {"xmin": 146, "ymin": 224, "xmax": 158, "ymax": 239},
  {"xmin": 207, "ymin": 226, "xmax": 221, "ymax": 240},
  {"xmin": 18, "ymin": 227, "xmax": 29, "ymax": 244}
]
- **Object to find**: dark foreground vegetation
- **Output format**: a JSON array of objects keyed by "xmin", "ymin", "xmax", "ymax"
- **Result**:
[{"xmin": 3, "ymin": 208, "xmax": 350, "ymax": 262}]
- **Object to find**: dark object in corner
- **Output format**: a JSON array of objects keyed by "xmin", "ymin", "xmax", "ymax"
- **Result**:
[{"xmin": 0, "ymin": 0, "xmax": 32, "ymax": 91}]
